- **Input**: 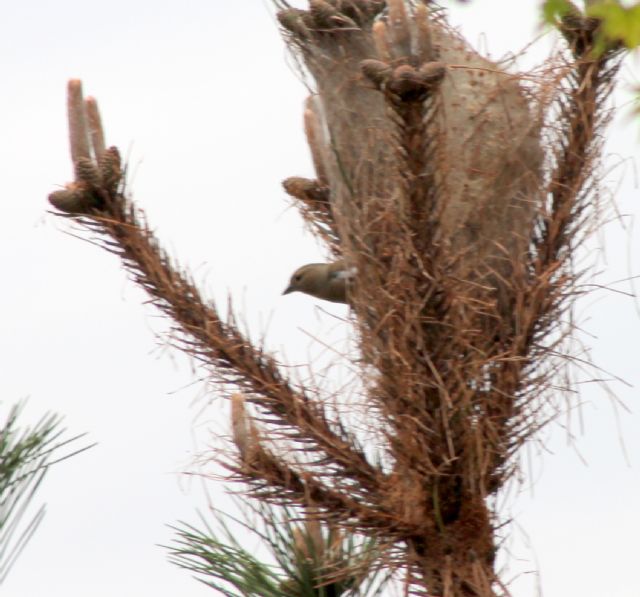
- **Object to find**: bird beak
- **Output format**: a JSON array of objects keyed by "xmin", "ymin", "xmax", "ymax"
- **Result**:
[{"xmin": 282, "ymin": 285, "xmax": 294, "ymax": 295}]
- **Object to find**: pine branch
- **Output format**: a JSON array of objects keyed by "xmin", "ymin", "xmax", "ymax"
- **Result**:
[
  {"xmin": 48, "ymin": 82, "xmax": 384, "ymax": 511},
  {"xmin": 480, "ymin": 9, "xmax": 625, "ymax": 489},
  {"xmin": 167, "ymin": 499, "xmax": 389, "ymax": 596},
  {"xmin": 283, "ymin": 177, "xmax": 341, "ymax": 257},
  {"xmin": 0, "ymin": 401, "xmax": 92, "ymax": 584}
]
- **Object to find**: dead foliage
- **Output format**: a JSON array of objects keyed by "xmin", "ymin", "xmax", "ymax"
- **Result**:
[{"xmin": 48, "ymin": 2, "xmax": 624, "ymax": 595}]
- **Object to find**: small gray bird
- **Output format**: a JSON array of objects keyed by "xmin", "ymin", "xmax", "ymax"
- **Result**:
[{"xmin": 283, "ymin": 260, "xmax": 355, "ymax": 304}]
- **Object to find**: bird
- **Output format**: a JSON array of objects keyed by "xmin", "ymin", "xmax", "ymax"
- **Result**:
[{"xmin": 282, "ymin": 260, "xmax": 355, "ymax": 304}]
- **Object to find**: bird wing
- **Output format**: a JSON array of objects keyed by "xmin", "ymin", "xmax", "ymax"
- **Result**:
[{"xmin": 330, "ymin": 266, "xmax": 357, "ymax": 280}]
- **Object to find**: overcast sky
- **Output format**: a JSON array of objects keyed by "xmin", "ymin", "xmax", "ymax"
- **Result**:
[{"xmin": 1, "ymin": 1, "xmax": 638, "ymax": 596}]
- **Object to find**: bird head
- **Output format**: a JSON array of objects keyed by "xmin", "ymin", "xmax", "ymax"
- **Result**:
[
  {"xmin": 282, "ymin": 261, "xmax": 351, "ymax": 303},
  {"xmin": 282, "ymin": 263, "xmax": 326, "ymax": 297}
]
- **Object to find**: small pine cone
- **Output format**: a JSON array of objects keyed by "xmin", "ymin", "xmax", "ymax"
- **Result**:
[
  {"xmin": 99, "ymin": 146, "xmax": 122, "ymax": 193},
  {"xmin": 324, "ymin": 0, "xmax": 370, "ymax": 25},
  {"xmin": 417, "ymin": 61, "xmax": 446, "ymax": 84},
  {"xmin": 360, "ymin": 59, "xmax": 392, "ymax": 87},
  {"xmin": 309, "ymin": 0, "xmax": 356, "ymax": 28},
  {"xmin": 277, "ymin": 8, "xmax": 310, "ymax": 39},
  {"xmin": 283, "ymin": 177, "xmax": 329, "ymax": 203},
  {"xmin": 561, "ymin": 12, "xmax": 622, "ymax": 57},
  {"xmin": 561, "ymin": 13, "xmax": 598, "ymax": 33},
  {"xmin": 336, "ymin": 0, "xmax": 385, "ymax": 25},
  {"xmin": 387, "ymin": 65, "xmax": 425, "ymax": 99},
  {"xmin": 75, "ymin": 157, "xmax": 102, "ymax": 188},
  {"xmin": 386, "ymin": 63, "xmax": 445, "ymax": 100},
  {"xmin": 309, "ymin": 0, "xmax": 338, "ymax": 26},
  {"xmin": 48, "ymin": 185, "xmax": 93, "ymax": 214}
]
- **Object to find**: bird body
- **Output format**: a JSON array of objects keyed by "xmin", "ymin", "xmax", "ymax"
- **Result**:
[{"xmin": 283, "ymin": 260, "xmax": 355, "ymax": 303}]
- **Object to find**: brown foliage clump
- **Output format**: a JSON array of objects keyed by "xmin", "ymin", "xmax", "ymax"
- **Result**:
[{"xmin": 48, "ymin": 2, "xmax": 624, "ymax": 596}]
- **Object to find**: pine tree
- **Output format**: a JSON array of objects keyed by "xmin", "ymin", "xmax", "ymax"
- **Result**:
[
  {"xmin": 46, "ymin": 2, "xmax": 627, "ymax": 595},
  {"xmin": 0, "ymin": 402, "xmax": 89, "ymax": 585}
]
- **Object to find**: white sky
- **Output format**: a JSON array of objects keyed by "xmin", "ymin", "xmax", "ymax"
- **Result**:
[{"xmin": 0, "ymin": 1, "xmax": 638, "ymax": 596}]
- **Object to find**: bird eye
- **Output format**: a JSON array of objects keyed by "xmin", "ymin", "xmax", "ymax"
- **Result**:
[{"xmin": 294, "ymin": 274, "xmax": 302, "ymax": 282}]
